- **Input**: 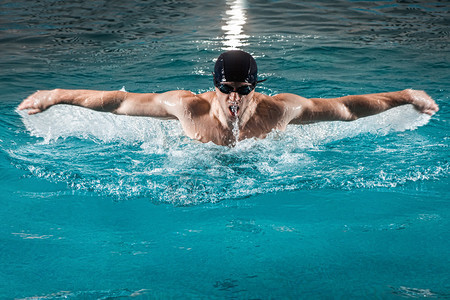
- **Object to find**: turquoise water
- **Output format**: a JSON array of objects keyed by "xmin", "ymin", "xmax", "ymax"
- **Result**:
[{"xmin": 1, "ymin": 0, "xmax": 449, "ymax": 298}]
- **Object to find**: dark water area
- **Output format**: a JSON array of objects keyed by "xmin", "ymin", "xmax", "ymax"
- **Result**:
[{"xmin": 1, "ymin": 0, "xmax": 449, "ymax": 96}]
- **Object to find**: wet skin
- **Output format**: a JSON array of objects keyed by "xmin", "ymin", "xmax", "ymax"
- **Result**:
[{"xmin": 19, "ymin": 85, "xmax": 439, "ymax": 146}]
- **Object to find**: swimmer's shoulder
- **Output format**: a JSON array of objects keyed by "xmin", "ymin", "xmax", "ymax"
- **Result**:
[
  {"xmin": 254, "ymin": 93, "xmax": 310, "ymax": 122},
  {"xmin": 154, "ymin": 90, "xmax": 211, "ymax": 117},
  {"xmin": 254, "ymin": 92, "xmax": 307, "ymax": 108},
  {"xmin": 253, "ymin": 93, "xmax": 285, "ymax": 117},
  {"xmin": 174, "ymin": 90, "xmax": 214, "ymax": 101},
  {"xmin": 196, "ymin": 91, "xmax": 216, "ymax": 100},
  {"xmin": 163, "ymin": 90, "xmax": 213, "ymax": 105},
  {"xmin": 254, "ymin": 92, "xmax": 307, "ymax": 102},
  {"xmin": 272, "ymin": 93, "xmax": 309, "ymax": 103},
  {"xmin": 179, "ymin": 90, "xmax": 213, "ymax": 116}
]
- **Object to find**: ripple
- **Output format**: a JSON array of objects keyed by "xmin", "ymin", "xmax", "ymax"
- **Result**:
[
  {"xmin": 17, "ymin": 288, "xmax": 151, "ymax": 300},
  {"xmin": 390, "ymin": 286, "xmax": 446, "ymax": 298}
]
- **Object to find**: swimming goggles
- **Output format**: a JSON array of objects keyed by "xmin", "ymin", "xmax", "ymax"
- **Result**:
[{"xmin": 217, "ymin": 84, "xmax": 254, "ymax": 95}]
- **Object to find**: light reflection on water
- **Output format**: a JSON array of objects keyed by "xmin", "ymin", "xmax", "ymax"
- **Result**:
[{"xmin": 222, "ymin": 0, "xmax": 249, "ymax": 50}]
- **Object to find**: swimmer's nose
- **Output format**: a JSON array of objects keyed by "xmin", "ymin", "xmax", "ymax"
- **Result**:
[{"xmin": 229, "ymin": 91, "xmax": 241, "ymax": 101}]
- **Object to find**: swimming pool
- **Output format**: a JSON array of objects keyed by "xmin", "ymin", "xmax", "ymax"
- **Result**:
[{"xmin": 1, "ymin": 0, "xmax": 449, "ymax": 298}]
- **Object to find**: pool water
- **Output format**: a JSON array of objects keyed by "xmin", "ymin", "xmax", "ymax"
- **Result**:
[{"xmin": 1, "ymin": 0, "xmax": 449, "ymax": 298}]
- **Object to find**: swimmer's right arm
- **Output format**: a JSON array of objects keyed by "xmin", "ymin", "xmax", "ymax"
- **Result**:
[{"xmin": 18, "ymin": 89, "xmax": 191, "ymax": 119}]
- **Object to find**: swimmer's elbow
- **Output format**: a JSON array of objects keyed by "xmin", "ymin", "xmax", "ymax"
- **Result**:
[{"xmin": 340, "ymin": 112, "xmax": 358, "ymax": 121}]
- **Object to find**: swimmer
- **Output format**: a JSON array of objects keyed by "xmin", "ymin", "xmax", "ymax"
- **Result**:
[{"xmin": 18, "ymin": 50, "xmax": 439, "ymax": 146}]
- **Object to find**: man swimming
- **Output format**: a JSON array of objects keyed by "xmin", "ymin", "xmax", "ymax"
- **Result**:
[{"xmin": 18, "ymin": 50, "xmax": 438, "ymax": 146}]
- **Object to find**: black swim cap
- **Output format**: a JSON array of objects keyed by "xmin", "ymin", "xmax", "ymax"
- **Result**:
[{"xmin": 214, "ymin": 50, "xmax": 258, "ymax": 87}]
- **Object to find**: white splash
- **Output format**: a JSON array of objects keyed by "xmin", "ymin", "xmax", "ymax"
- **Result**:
[
  {"xmin": 285, "ymin": 104, "xmax": 431, "ymax": 146},
  {"xmin": 18, "ymin": 104, "xmax": 429, "ymax": 145},
  {"xmin": 230, "ymin": 107, "xmax": 240, "ymax": 145},
  {"xmin": 14, "ymin": 104, "xmax": 440, "ymax": 205},
  {"xmin": 17, "ymin": 105, "xmax": 184, "ymax": 144}
]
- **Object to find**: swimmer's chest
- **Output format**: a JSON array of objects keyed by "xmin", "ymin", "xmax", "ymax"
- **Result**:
[
  {"xmin": 180, "ymin": 116, "xmax": 235, "ymax": 145},
  {"xmin": 181, "ymin": 112, "xmax": 283, "ymax": 145}
]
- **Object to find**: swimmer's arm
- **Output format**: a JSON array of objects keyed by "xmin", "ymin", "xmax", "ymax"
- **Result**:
[
  {"xmin": 18, "ymin": 89, "xmax": 191, "ymax": 119},
  {"xmin": 283, "ymin": 89, "xmax": 439, "ymax": 124}
]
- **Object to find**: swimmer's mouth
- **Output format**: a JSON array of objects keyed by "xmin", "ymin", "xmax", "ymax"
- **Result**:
[{"xmin": 229, "ymin": 105, "xmax": 239, "ymax": 117}]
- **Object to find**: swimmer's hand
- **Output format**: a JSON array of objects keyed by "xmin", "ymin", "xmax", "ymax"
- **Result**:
[
  {"xmin": 404, "ymin": 89, "xmax": 439, "ymax": 116},
  {"xmin": 18, "ymin": 90, "xmax": 58, "ymax": 115}
]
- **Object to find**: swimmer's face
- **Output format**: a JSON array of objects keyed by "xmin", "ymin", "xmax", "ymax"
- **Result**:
[{"xmin": 215, "ymin": 82, "xmax": 255, "ymax": 118}]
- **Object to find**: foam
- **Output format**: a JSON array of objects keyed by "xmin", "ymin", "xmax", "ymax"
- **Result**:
[
  {"xmin": 18, "ymin": 104, "xmax": 429, "ymax": 145},
  {"xmin": 13, "ymin": 104, "xmax": 441, "ymax": 205},
  {"xmin": 18, "ymin": 105, "xmax": 184, "ymax": 144}
]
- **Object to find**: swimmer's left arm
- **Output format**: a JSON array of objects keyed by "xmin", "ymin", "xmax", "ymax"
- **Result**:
[
  {"xmin": 284, "ymin": 89, "xmax": 439, "ymax": 124},
  {"xmin": 18, "ymin": 89, "xmax": 126, "ymax": 115},
  {"xmin": 18, "ymin": 89, "xmax": 192, "ymax": 119}
]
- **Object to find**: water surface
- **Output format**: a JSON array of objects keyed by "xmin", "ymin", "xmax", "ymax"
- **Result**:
[{"xmin": 1, "ymin": 0, "xmax": 449, "ymax": 298}]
